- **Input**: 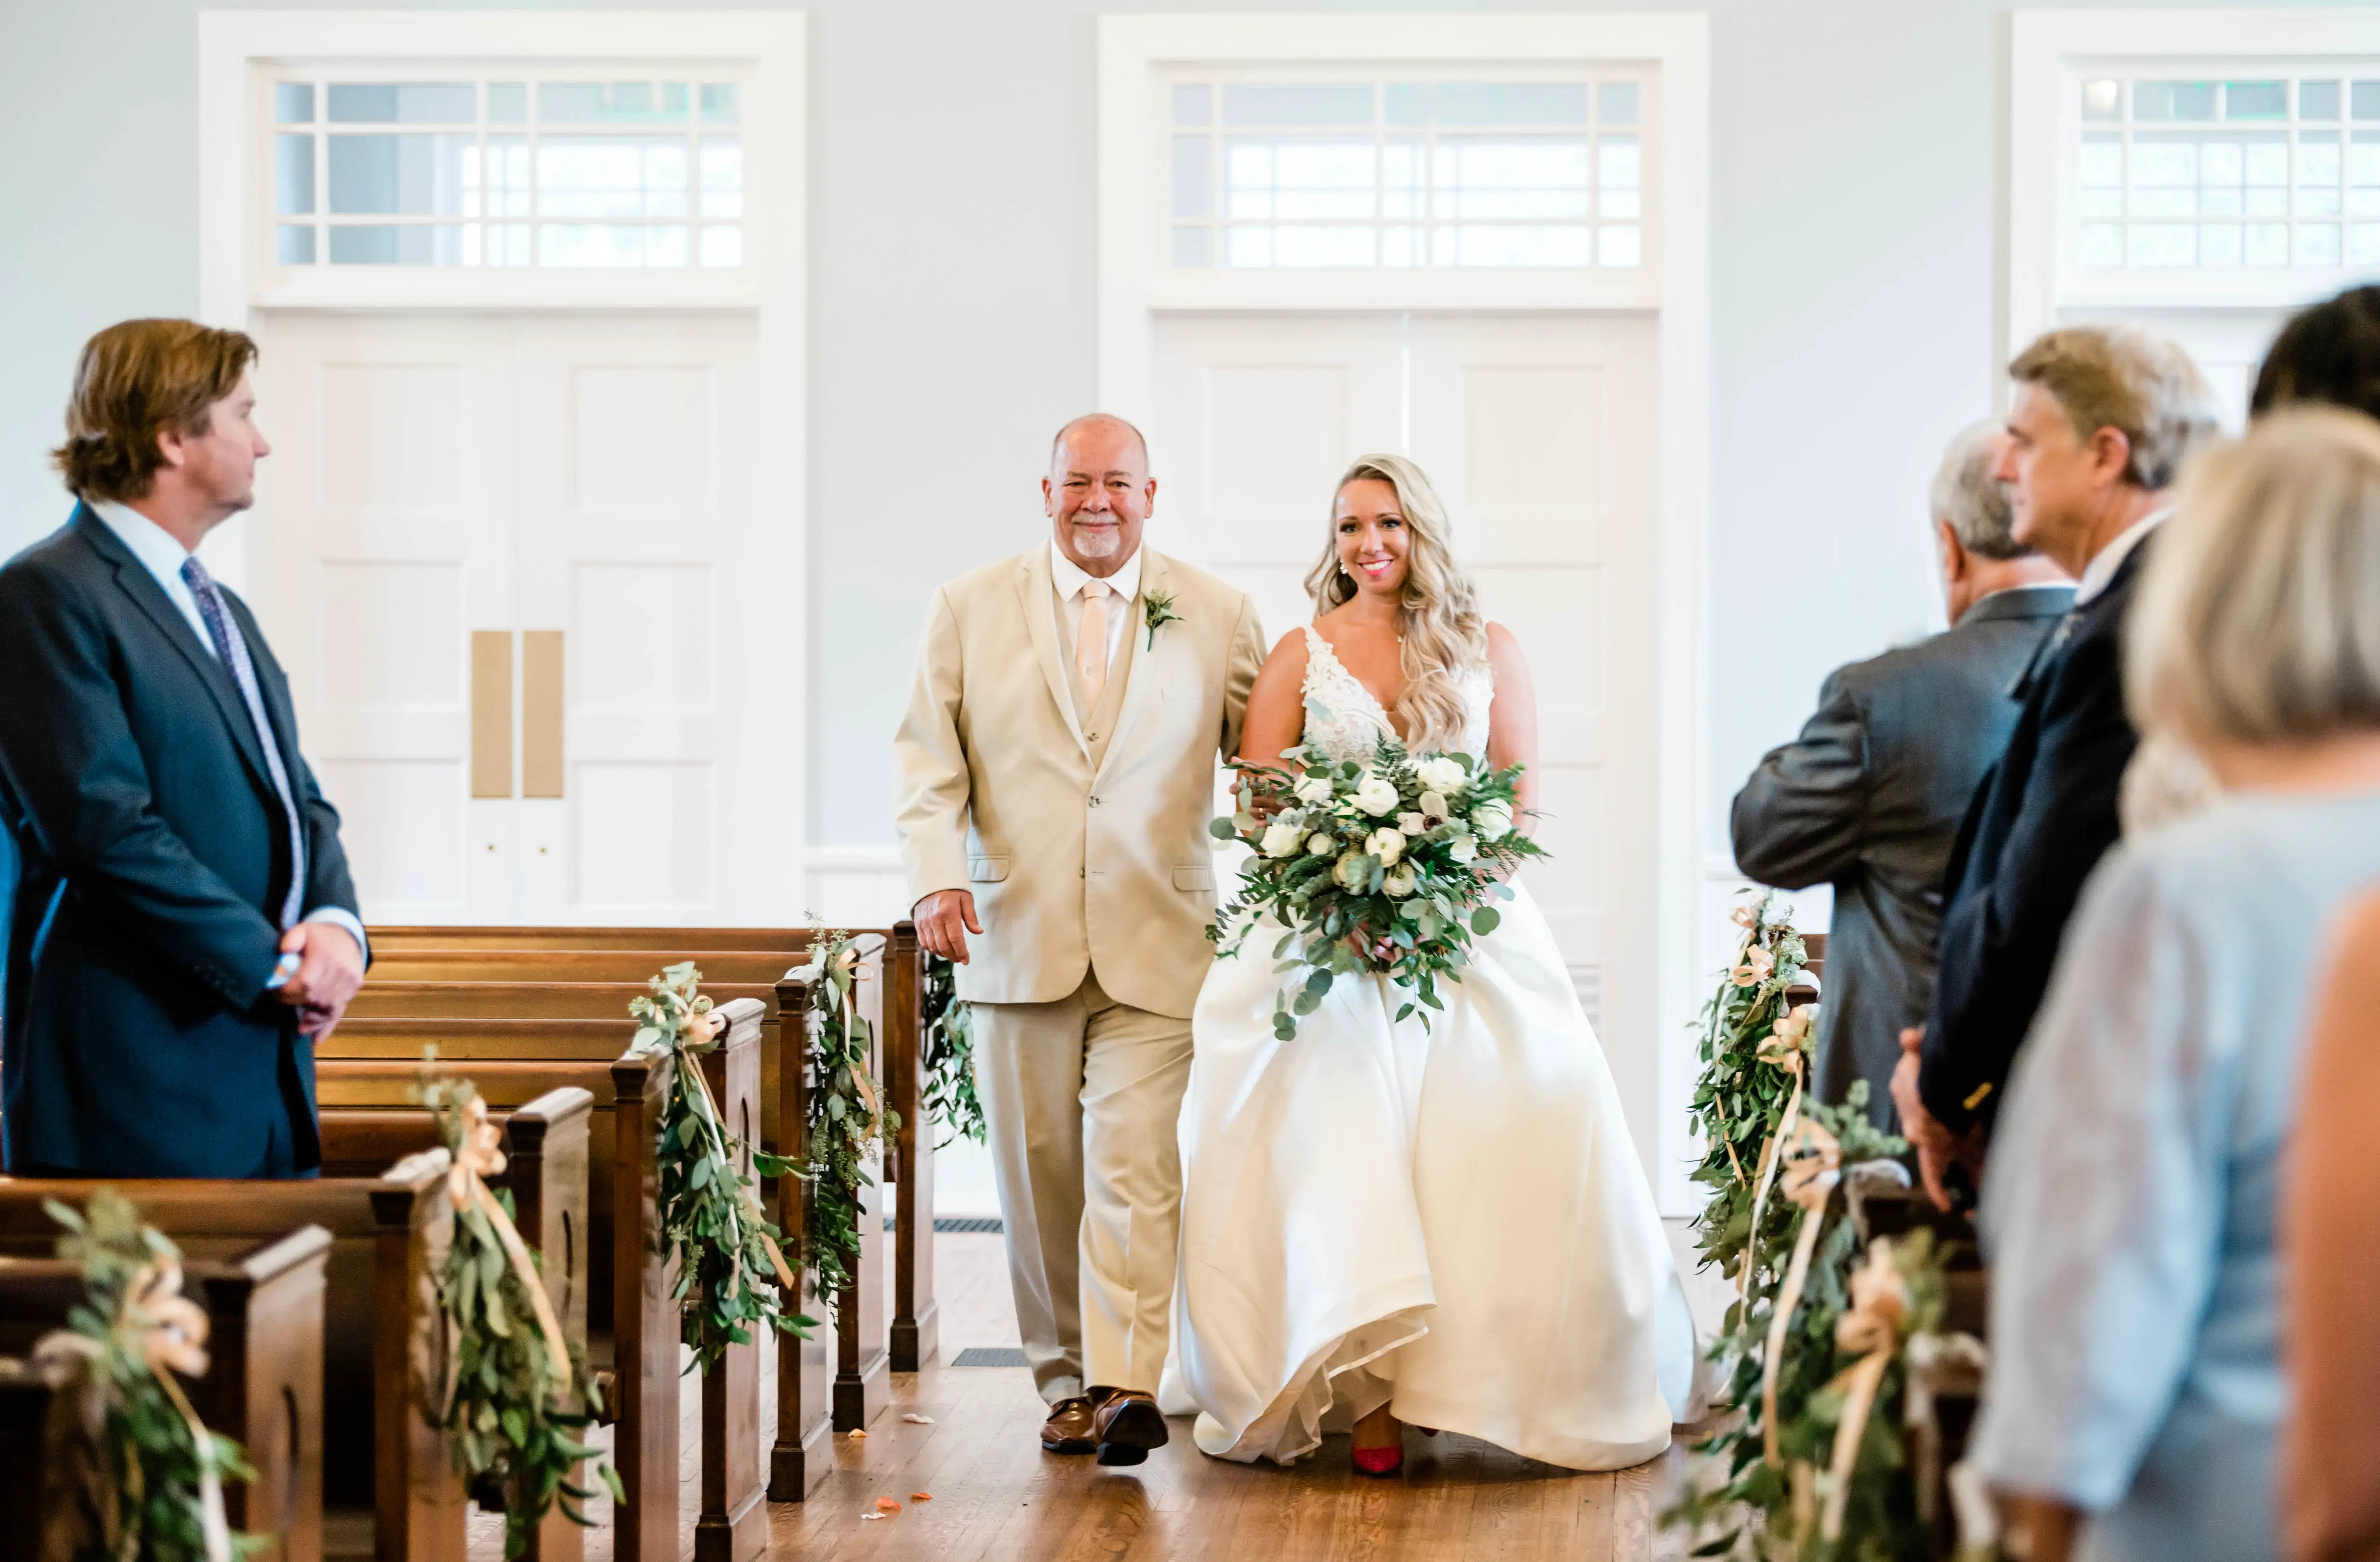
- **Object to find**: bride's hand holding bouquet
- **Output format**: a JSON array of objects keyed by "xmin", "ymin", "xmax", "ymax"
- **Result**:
[{"xmin": 1210, "ymin": 736, "xmax": 1545, "ymax": 1039}]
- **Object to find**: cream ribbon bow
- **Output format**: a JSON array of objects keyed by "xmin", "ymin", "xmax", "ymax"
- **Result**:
[
  {"xmin": 1760, "ymin": 1115, "xmax": 1842, "ymax": 1468},
  {"xmin": 128, "ymin": 1258, "xmax": 233, "ymax": 1562},
  {"xmin": 1819, "ymin": 1238, "xmax": 1909, "ymax": 1539},
  {"xmin": 446, "ymin": 1094, "xmax": 574, "ymax": 1398}
]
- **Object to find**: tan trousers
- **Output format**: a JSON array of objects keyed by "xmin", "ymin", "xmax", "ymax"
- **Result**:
[{"xmin": 970, "ymin": 971, "xmax": 1193, "ymax": 1403}]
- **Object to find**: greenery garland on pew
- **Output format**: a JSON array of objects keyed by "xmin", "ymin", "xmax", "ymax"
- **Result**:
[
  {"xmin": 919, "ymin": 953, "xmax": 986, "ymax": 1150},
  {"xmin": 415, "ymin": 1071, "xmax": 619, "ymax": 1559},
  {"xmin": 41, "ymin": 1187, "xmax": 260, "ymax": 1562},
  {"xmin": 631, "ymin": 962, "xmax": 813, "ymax": 1371},
  {"xmin": 793, "ymin": 930, "xmax": 899, "ymax": 1318},
  {"xmin": 1688, "ymin": 889, "xmax": 1819, "ymax": 1297},
  {"xmin": 1668, "ymin": 889, "xmax": 1970, "ymax": 1558}
]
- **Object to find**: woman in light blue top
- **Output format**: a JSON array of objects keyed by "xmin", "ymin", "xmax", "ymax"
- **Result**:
[{"xmin": 1971, "ymin": 407, "xmax": 2380, "ymax": 1562}]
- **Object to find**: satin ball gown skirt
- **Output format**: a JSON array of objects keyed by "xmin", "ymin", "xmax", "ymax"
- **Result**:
[{"xmin": 1167, "ymin": 879, "xmax": 1703, "ymax": 1471}]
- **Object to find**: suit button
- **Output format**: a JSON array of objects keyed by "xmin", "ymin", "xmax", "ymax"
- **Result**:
[
  {"xmin": 1088, "ymin": 795, "xmax": 1101, "ymax": 807},
  {"xmin": 1086, "ymin": 731, "xmax": 1100, "ymax": 741}
]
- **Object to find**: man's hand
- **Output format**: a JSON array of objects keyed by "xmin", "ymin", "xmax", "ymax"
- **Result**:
[
  {"xmin": 275, "ymin": 920, "xmax": 364, "ymax": 1040},
  {"xmin": 1891, "ymin": 1026, "xmax": 1961, "ymax": 1211},
  {"xmin": 915, "ymin": 889, "xmax": 982, "ymax": 964}
]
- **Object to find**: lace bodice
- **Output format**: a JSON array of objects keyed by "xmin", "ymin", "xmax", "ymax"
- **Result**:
[{"xmin": 1298, "ymin": 624, "xmax": 1493, "ymax": 766}]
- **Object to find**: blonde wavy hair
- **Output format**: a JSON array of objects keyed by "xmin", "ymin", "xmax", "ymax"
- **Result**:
[{"xmin": 1303, "ymin": 454, "xmax": 1490, "ymax": 753}]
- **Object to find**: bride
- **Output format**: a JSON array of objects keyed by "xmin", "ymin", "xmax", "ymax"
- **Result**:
[{"xmin": 1168, "ymin": 453, "xmax": 1702, "ymax": 1476}]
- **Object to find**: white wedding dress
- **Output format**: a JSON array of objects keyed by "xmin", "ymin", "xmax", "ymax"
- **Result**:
[{"xmin": 1165, "ymin": 626, "xmax": 1703, "ymax": 1471}]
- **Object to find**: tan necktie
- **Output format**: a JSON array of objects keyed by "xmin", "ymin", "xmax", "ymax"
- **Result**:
[{"xmin": 1077, "ymin": 578, "xmax": 1111, "ymax": 707}]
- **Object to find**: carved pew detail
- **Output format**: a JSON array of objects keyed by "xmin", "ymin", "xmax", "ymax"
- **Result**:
[
  {"xmin": 0, "ymin": 1227, "xmax": 332, "ymax": 1562},
  {"xmin": 0, "ymin": 1171, "xmax": 462, "ymax": 1562}
]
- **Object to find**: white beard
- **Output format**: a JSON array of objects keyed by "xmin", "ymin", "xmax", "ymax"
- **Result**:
[{"xmin": 1070, "ymin": 521, "xmax": 1122, "ymax": 559}]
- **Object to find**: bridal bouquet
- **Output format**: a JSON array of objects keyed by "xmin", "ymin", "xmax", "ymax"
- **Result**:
[{"xmin": 1209, "ymin": 737, "xmax": 1546, "ymax": 1038}]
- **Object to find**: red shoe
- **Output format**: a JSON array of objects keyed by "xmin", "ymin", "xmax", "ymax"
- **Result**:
[{"xmin": 1352, "ymin": 1442, "xmax": 1403, "ymax": 1477}]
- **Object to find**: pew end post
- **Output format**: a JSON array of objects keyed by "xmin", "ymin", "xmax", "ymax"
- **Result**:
[
  {"xmin": 767, "ymin": 970, "xmax": 833, "ymax": 1502},
  {"xmin": 886, "ymin": 922, "xmax": 938, "ymax": 1373}
]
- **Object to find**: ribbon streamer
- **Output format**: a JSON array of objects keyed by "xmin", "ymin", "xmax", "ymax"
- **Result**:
[
  {"xmin": 1760, "ymin": 1115, "xmax": 1841, "ymax": 1469},
  {"xmin": 128, "ymin": 1259, "xmax": 232, "ymax": 1562},
  {"xmin": 677, "ymin": 1004, "xmax": 799, "ymax": 1295},
  {"xmin": 1819, "ymin": 1238, "xmax": 1909, "ymax": 1540},
  {"xmin": 1741, "ymin": 1003, "xmax": 1818, "ymax": 1299},
  {"xmin": 446, "ymin": 1095, "xmax": 574, "ymax": 1399}
]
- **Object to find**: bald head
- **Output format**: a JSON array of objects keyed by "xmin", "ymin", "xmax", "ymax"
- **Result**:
[
  {"xmin": 1043, "ymin": 413, "xmax": 1155, "ymax": 577},
  {"xmin": 1049, "ymin": 413, "xmax": 1149, "ymax": 474}
]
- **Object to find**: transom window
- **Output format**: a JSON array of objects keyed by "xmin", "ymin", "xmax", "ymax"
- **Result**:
[
  {"xmin": 270, "ymin": 76, "xmax": 745, "ymax": 269},
  {"xmin": 2072, "ymin": 71, "xmax": 2380, "ymax": 270},
  {"xmin": 1164, "ymin": 74, "xmax": 1648, "ymax": 270}
]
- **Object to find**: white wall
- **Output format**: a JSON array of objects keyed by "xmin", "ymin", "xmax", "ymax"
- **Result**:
[{"xmin": 0, "ymin": 0, "xmax": 2300, "ymax": 966}]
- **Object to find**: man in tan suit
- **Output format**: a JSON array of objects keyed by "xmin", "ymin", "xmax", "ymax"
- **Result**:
[{"xmin": 894, "ymin": 414, "xmax": 1264, "ymax": 1464}]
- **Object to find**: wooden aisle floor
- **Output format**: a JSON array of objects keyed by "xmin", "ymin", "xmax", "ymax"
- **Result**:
[{"xmin": 503, "ymin": 1230, "xmax": 1728, "ymax": 1562}]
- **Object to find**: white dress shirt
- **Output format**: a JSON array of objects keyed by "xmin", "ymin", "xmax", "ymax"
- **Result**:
[
  {"xmin": 87, "ymin": 499, "xmax": 369, "ymax": 964},
  {"xmin": 2074, "ymin": 507, "xmax": 2171, "ymax": 606},
  {"xmin": 1049, "ymin": 539, "xmax": 1142, "ymax": 671}
]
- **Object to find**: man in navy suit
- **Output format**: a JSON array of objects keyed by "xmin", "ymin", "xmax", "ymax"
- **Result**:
[
  {"xmin": 0, "ymin": 318, "xmax": 369, "ymax": 1178},
  {"xmin": 1891, "ymin": 324, "xmax": 2220, "ymax": 1208}
]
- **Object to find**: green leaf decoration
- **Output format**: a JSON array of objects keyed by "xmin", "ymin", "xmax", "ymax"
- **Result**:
[
  {"xmin": 798, "ymin": 929, "xmax": 902, "ymax": 1327},
  {"xmin": 1470, "ymin": 906, "xmax": 1501, "ymax": 935}
]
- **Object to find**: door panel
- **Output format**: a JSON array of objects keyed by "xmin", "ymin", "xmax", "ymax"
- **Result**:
[{"xmin": 251, "ymin": 310, "xmax": 786, "ymax": 927}]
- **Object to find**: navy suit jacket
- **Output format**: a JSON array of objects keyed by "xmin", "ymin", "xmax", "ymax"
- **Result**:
[
  {"xmin": 0, "ymin": 504, "xmax": 361, "ymax": 1175},
  {"xmin": 1918, "ymin": 534, "xmax": 2152, "ymax": 1137}
]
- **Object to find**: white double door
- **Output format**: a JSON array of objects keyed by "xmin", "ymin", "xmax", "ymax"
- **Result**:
[
  {"xmin": 1149, "ymin": 310, "xmax": 1665, "ymax": 1161},
  {"xmin": 248, "ymin": 309, "xmax": 796, "ymax": 926}
]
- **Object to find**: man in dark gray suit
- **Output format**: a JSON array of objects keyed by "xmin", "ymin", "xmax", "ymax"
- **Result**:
[{"xmin": 1731, "ymin": 423, "xmax": 2072, "ymax": 1129}]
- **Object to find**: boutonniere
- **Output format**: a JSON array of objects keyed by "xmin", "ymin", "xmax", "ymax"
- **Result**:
[{"xmin": 1142, "ymin": 590, "xmax": 1180, "ymax": 650}]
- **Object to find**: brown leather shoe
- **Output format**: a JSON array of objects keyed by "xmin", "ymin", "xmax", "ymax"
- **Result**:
[
  {"xmin": 1088, "ymin": 1386, "xmax": 1169, "ymax": 1467},
  {"xmin": 1041, "ymin": 1396, "xmax": 1098, "ymax": 1454}
]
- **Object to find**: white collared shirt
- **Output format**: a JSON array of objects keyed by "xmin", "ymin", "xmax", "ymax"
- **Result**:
[
  {"xmin": 90, "ymin": 499, "xmax": 217, "ymax": 659},
  {"xmin": 2073, "ymin": 507, "xmax": 2172, "ymax": 606},
  {"xmin": 1049, "ymin": 539, "xmax": 1141, "ymax": 671},
  {"xmin": 84, "ymin": 497, "xmax": 370, "ymax": 961}
]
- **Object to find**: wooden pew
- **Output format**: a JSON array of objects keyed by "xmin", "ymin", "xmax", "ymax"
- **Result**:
[
  {"xmin": 317, "ymin": 1088, "xmax": 591, "ymax": 1562},
  {"xmin": 0, "ymin": 1226, "xmax": 332, "ymax": 1562},
  {"xmin": 0, "ymin": 1348, "xmax": 79, "ymax": 1562},
  {"xmin": 364, "ymin": 924, "xmax": 938, "ymax": 1378},
  {"xmin": 317, "ymin": 998, "xmax": 773, "ymax": 1559},
  {"xmin": 352, "ymin": 929, "xmax": 924, "ymax": 1499},
  {"xmin": 0, "ymin": 1169, "xmax": 459, "ymax": 1562}
]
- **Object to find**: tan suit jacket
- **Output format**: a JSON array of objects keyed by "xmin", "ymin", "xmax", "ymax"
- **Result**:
[{"xmin": 894, "ymin": 545, "xmax": 1264, "ymax": 1018}]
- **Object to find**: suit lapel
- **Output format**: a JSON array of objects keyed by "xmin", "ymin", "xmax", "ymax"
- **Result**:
[
  {"xmin": 1016, "ymin": 547, "xmax": 1092, "ymax": 759},
  {"xmin": 1093, "ymin": 551, "xmax": 1165, "ymax": 784},
  {"xmin": 75, "ymin": 509, "xmax": 277, "ymax": 795}
]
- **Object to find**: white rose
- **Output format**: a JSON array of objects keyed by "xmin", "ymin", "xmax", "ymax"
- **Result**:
[
  {"xmin": 1471, "ymin": 798, "xmax": 1515, "ymax": 840},
  {"xmin": 1307, "ymin": 832, "xmax": 1335, "ymax": 856},
  {"xmin": 1352, "ymin": 775, "xmax": 1400, "ymax": 816},
  {"xmin": 1446, "ymin": 832, "xmax": 1478, "ymax": 864},
  {"xmin": 1397, "ymin": 811, "xmax": 1428, "ymax": 836},
  {"xmin": 1333, "ymin": 852, "xmax": 1371, "ymax": 891},
  {"xmin": 1415, "ymin": 755, "xmax": 1468, "ymax": 794},
  {"xmin": 1366, "ymin": 826, "xmax": 1406, "ymax": 866},
  {"xmin": 1383, "ymin": 865, "xmax": 1419, "ymax": 898},
  {"xmin": 1293, "ymin": 774, "xmax": 1336, "ymax": 805},
  {"xmin": 1260, "ymin": 820, "xmax": 1305, "ymax": 858}
]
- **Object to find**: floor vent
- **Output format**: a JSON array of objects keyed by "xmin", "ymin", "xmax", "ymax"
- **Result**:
[
  {"xmin": 950, "ymin": 1347, "xmax": 1029, "ymax": 1368},
  {"xmin": 932, "ymin": 1215, "xmax": 1004, "ymax": 1233}
]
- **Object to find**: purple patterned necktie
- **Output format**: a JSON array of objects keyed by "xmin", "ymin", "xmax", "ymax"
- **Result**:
[{"xmin": 182, "ymin": 555, "xmax": 306, "ymax": 930}]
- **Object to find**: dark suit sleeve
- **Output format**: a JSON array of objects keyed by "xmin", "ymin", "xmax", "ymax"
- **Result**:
[
  {"xmin": 1730, "ymin": 667, "xmax": 1870, "ymax": 889},
  {"xmin": 0, "ymin": 566, "xmax": 284, "ymax": 1008},
  {"xmin": 1920, "ymin": 629, "xmax": 2134, "ymax": 1132}
]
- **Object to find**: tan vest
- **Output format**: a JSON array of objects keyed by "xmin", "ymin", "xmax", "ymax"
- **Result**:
[{"xmin": 893, "ymin": 545, "xmax": 1268, "ymax": 1018}]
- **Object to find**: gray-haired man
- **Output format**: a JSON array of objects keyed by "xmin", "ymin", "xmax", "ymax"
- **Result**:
[{"xmin": 1730, "ymin": 422, "xmax": 2073, "ymax": 1129}]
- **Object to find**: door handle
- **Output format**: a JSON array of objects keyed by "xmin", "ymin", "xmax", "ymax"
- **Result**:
[
  {"xmin": 522, "ymin": 629, "xmax": 565, "ymax": 799},
  {"xmin": 470, "ymin": 630, "xmax": 513, "ymax": 798}
]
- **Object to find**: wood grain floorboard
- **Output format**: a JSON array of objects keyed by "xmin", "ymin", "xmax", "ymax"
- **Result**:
[{"xmin": 463, "ymin": 1230, "xmax": 1699, "ymax": 1562}]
